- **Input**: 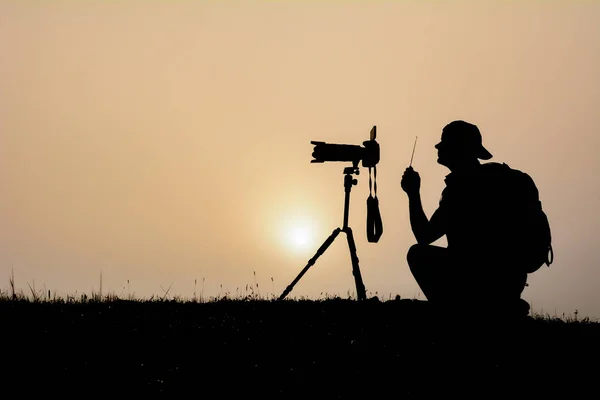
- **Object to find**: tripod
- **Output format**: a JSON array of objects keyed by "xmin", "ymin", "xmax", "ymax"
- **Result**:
[{"xmin": 278, "ymin": 166, "xmax": 367, "ymax": 301}]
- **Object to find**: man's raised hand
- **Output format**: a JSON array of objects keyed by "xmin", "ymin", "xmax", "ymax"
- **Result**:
[{"xmin": 401, "ymin": 166, "xmax": 421, "ymax": 195}]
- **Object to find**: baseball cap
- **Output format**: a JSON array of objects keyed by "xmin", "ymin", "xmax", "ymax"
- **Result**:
[{"xmin": 437, "ymin": 120, "xmax": 493, "ymax": 160}]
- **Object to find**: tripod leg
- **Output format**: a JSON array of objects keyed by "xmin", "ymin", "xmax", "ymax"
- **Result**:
[
  {"xmin": 344, "ymin": 227, "xmax": 367, "ymax": 301},
  {"xmin": 278, "ymin": 228, "xmax": 342, "ymax": 301}
]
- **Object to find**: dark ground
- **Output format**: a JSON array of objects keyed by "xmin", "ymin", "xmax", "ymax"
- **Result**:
[{"xmin": 2, "ymin": 298, "xmax": 599, "ymax": 398}]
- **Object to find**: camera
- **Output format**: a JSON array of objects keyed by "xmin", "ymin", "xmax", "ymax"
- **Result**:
[
  {"xmin": 279, "ymin": 125, "xmax": 382, "ymax": 301},
  {"xmin": 310, "ymin": 126, "xmax": 380, "ymax": 168}
]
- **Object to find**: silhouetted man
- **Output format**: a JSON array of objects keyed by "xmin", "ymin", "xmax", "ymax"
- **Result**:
[{"xmin": 401, "ymin": 120, "xmax": 530, "ymax": 317}]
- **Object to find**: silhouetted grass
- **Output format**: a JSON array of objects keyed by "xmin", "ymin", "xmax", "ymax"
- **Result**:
[{"xmin": 2, "ymin": 288, "xmax": 599, "ymax": 398}]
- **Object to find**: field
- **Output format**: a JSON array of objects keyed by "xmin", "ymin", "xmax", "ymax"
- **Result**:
[{"xmin": 2, "ymin": 293, "xmax": 599, "ymax": 398}]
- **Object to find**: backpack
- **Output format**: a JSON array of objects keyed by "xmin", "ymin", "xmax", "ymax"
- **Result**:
[{"xmin": 485, "ymin": 162, "xmax": 554, "ymax": 274}]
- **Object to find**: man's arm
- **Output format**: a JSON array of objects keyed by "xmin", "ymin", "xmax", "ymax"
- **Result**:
[
  {"xmin": 407, "ymin": 192, "xmax": 445, "ymax": 245},
  {"xmin": 401, "ymin": 167, "xmax": 446, "ymax": 244}
]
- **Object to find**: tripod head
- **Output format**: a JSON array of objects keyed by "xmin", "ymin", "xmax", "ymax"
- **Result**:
[
  {"xmin": 343, "ymin": 165, "xmax": 360, "ymax": 176},
  {"xmin": 343, "ymin": 166, "xmax": 359, "ymax": 192}
]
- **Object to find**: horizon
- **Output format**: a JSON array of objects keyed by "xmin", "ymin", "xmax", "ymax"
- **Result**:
[{"xmin": 2, "ymin": 1, "xmax": 599, "ymax": 318}]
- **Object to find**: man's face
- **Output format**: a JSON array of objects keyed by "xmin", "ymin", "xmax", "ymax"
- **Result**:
[
  {"xmin": 435, "ymin": 129, "xmax": 479, "ymax": 169},
  {"xmin": 435, "ymin": 130, "xmax": 455, "ymax": 167},
  {"xmin": 434, "ymin": 129, "xmax": 470, "ymax": 168}
]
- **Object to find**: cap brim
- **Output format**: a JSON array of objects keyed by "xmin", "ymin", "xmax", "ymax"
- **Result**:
[{"xmin": 478, "ymin": 146, "xmax": 493, "ymax": 160}]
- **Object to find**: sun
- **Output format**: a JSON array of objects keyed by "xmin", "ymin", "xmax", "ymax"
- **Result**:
[
  {"xmin": 282, "ymin": 216, "xmax": 319, "ymax": 254},
  {"xmin": 289, "ymin": 225, "xmax": 312, "ymax": 249}
]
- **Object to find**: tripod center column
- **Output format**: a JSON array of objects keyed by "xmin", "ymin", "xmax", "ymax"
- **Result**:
[{"xmin": 343, "ymin": 172, "xmax": 358, "ymax": 230}]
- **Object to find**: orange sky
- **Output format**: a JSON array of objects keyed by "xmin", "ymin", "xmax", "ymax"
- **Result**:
[{"xmin": 2, "ymin": 1, "xmax": 599, "ymax": 318}]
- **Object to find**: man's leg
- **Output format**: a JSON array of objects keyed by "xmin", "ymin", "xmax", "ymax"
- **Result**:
[
  {"xmin": 406, "ymin": 244, "xmax": 455, "ymax": 302},
  {"xmin": 407, "ymin": 244, "xmax": 531, "ymax": 318}
]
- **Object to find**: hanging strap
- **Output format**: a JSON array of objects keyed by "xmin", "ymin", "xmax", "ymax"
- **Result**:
[{"xmin": 366, "ymin": 166, "xmax": 383, "ymax": 243}]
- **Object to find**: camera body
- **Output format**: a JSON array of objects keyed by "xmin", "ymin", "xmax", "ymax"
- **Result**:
[{"xmin": 310, "ymin": 126, "xmax": 380, "ymax": 168}]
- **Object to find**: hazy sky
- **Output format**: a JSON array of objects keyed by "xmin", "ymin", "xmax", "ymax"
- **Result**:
[{"xmin": 2, "ymin": 1, "xmax": 599, "ymax": 318}]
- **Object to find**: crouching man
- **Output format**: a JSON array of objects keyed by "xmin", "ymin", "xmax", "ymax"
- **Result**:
[{"xmin": 401, "ymin": 120, "xmax": 532, "ymax": 318}]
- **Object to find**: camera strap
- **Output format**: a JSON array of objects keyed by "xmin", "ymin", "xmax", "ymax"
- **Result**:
[{"xmin": 366, "ymin": 166, "xmax": 383, "ymax": 243}]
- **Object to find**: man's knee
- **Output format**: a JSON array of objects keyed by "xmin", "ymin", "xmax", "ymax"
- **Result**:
[
  {"xmin": 407, "ymin": 243, "xmax": 450, "ymax": 274},
  {"xmin": 407, "ymin": 243, "xmax": 427, "ymax": 270}
]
